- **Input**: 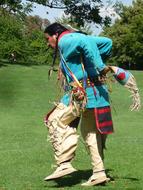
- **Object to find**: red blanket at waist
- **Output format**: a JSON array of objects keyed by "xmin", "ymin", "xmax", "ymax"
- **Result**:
[{"xmin": 94, "ymin": 106, "xmax": 114, "ymax": 134}]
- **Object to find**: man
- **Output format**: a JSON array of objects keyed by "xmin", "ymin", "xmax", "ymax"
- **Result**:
[{"xmin": 44, "ymin": 22, "xmax": 113, "ymax": 186}]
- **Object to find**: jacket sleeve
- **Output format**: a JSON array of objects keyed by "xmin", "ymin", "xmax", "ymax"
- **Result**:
[{"xmin": 58, "ymin": 34, "xmax": 106, "ymax": 72}]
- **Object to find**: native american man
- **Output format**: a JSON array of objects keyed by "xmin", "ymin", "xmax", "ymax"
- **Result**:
[{"xmin": 44, "ymin": 22, "xmax": 140, "ymax": 186}]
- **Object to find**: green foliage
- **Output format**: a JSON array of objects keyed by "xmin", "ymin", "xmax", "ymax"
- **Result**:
[
  {"xmin": 102, "ymin": 0, "xmax": 143, "ymax": 70},
  {"xmin": 0, "ymin": 9, "xmax": 52, "ymax": 65},
  {"xmin": 0, "ymin": 0, "xmax": 117, "ymax": 66},
  {"xmin": 0, "ymin": 1, "xmax": 53, "ymax": 66},
  {"xmin": 27, "ymin": 0, "xmax": 112, "ymax": 27},
  {"xmin": 0, "ymin": 0, "xmax": 33, "ymax": 17},
  {"xmin": 23, "ymin": 29, "xmax": 53, "ymax": 65},
  {"xmin": 0, "ymin": 13, "xmax": 24, "ymax": 59},
  {"xmin": 0, "ymin": 0, "xmax": 23, "ymax": 13}
]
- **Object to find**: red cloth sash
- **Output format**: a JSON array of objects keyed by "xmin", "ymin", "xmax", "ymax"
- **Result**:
[
  {"xmin": 58, "ymin": 30, "xmax": 72, "ymax": 42},
  {"xmin": 94, "ymin": 106, "xmax": 114, "ymax": 134}
]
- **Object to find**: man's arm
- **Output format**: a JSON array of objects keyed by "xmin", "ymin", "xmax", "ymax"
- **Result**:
[{"xmin": 59, "ymin": 33, "xmax": 107, "ymax": 72}]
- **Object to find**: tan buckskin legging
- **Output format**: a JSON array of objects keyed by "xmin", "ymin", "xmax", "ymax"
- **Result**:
[{"xmin": 46, "ymin": 102, "xmax": 107, "ymax": 174}]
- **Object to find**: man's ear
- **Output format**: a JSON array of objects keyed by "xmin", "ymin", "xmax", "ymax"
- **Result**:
[
  {"xmin": 53, "ymin": 34, "xmax": 58, "ymax": 40},
  {"xmin": 54, "ymin": 33, "xmax": 58, "ymax": 37}
]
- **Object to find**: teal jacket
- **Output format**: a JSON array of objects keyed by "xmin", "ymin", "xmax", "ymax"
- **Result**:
[{"xmin": 58, "ymin": 32, "xmax": 112, "ymax": 108}]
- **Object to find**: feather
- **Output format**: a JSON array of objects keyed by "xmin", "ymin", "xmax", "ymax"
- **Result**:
[{"xmin": 48, "ymin": 68, "xmax": 53, "ymax": 79}]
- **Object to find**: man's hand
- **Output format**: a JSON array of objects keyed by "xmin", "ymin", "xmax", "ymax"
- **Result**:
[
  {"xmin": 98, "ymin": 66, "xmax": 110, "ymax": 83},
  {"xmin": 100, "ymin": 66, "xmax": 110, "ymax": 75}
]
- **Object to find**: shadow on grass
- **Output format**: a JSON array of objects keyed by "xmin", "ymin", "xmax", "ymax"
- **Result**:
[
  {"xmin": 44, "ymin": 168, "xmax": 139, "ymax": 188},
  {"xmin": 0, "ymin": 63, "xmax": 8, "ymax": 68},
  {"xmin": 44, "ymin": 169, "xmax": 92, "ymax": 188},
  {"xmin": 106, "ymin": 169, "xmax": 139, "ymax": 182},
  {"xmin": 0, "ymin": 59, "xmax": 43, "ymax": 67}
]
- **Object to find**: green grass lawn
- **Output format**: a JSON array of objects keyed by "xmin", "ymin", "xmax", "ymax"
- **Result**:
[{"xmin": 0, "ymin": 64, "xmax": 143, "ymax": 190}]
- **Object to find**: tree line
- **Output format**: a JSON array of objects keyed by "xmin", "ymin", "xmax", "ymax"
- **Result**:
[
  {"xmin": 102, "ymin": 0, "xmax": 143, "ymax": 70},
  {"xmin": 0, "ymin": 0, "xmax": 142, "ymax": 69},
  {"xmin": 0, "ymin": 3, "xmax": 52, "ymax": 65}
]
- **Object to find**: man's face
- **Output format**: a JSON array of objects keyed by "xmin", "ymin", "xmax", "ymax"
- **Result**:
[{"xmin": 45, "ymin": 33, "xmax": 57, "ymax": 49}]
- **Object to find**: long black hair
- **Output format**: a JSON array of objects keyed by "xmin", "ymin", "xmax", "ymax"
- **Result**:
[
  {"xmin": 44, "ymin": 22, "xmax": 69, "ymax": 37},
  {"xmin": 44, "ymin": 23, "xmax": 70, "ymax": 77}
]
